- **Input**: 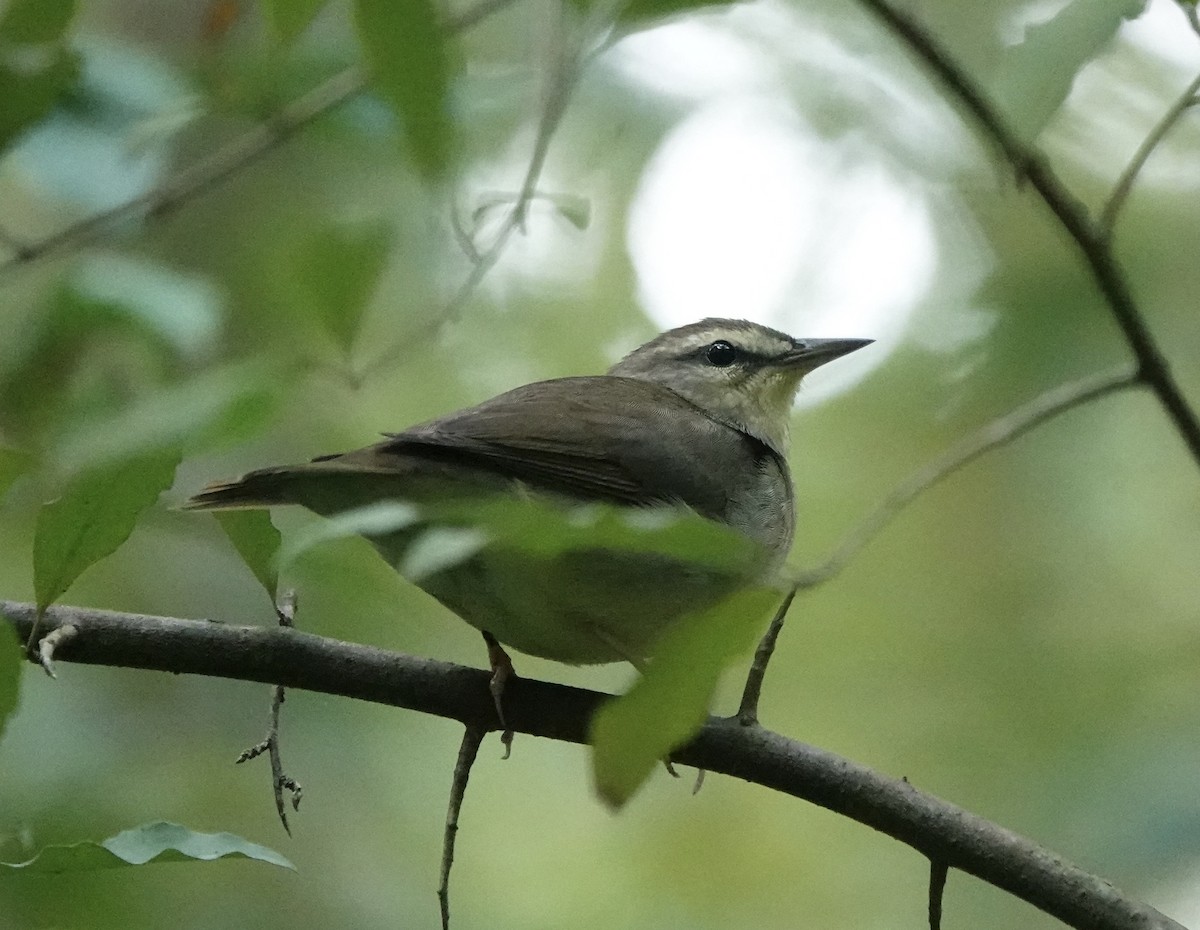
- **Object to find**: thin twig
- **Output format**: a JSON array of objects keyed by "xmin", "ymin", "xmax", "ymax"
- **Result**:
[
  {"xmin": 355, "ymin": 0, "xmax": 600, "ymax": 381},
  {"xmin": 438, "ymin": 725, "xmax": 486, "ymax": 930},
  {"xmin": 1180, "ymin": 0, "xmax": 1200, "ymax": 39},
  {"xmin": 928, "ymin": 858, "xmax": 949, "ymax": 930},
  {"xmin": 736, "ymin": 588, "xmax": 797, "ymax": 725},
  {"xmin": 1100, "ymin": 70, "xmax": 1200, "ymax": 234},
  {"xmin": 738, "ymin": 368, "xmax": 1137, "ymax": 712},
  {"xmin": 0, "ymin": 0, "xmax": 522, "ymax": 274},
  {"xmin": 2, "ymin": 601, "xmax": 1185, "ymax": 930},
  {"xmin": 855, "ymin": 0, "xmax": 1200, "ymax": 470},
  {"xmin": 235, "ymin": 590, "xmax": 302, "ymax": 834},
  {"xmin": 796, "ymin": 366, "xmax": 1138, "ymax": 588}
]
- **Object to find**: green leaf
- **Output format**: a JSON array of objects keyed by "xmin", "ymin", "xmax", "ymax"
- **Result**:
[
  {"xmin": 51, "ymin": 361, "xmax": 280, "ymax": 475},
  {"xmin": 570, "ymin": 0, "xmax": 739, "ymax": 27},
  {"xmin": 214, "ymin": 510, "xmax": 281, "ymax": 602},
  {"xmin": 0, "ymin": 0, "xmax": 77, "ymax": 44},
  {"xmin": 590, "ymin": 585, "xmax": 779, "ymax": 808},
  {"xmin": 0, "ymin": 446, "xmax": 34, "ymax": 503},
  {"xmin": 33, "ymin": 446, "xmax": 181, "ymax": 612},
  {"xmin": 0, "ymin": 622, "xmax": 20, "ymax": 748},
  {"xmin": 293, "ymin": 222, "xmax": 392, "ymax": 354},
  {"xmin": 0, "ymin": 822, "xmax": 295, "ymax": 873},
  {"xmin": 261, "ymin": 0, "xmax": 329, "ymax": 42},
  {"xmin": 276, "ymin": 501, "xmax": 422, "ymax": 570},
  {"xmin": 353, "ymin": 0, "xmax": 454, "ymax": 180},
  {"xmin": 992, "ymin": 0, "xmax": 1148, "ymax": 140},
  {"xmin": 0, "ymin": 50, "xmax": 79, "ymax": 154}
]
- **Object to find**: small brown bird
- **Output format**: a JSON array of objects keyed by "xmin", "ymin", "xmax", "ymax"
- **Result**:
[{"xmin": 185, "ymin": 319, "xmax": 869, "ymax": 708}]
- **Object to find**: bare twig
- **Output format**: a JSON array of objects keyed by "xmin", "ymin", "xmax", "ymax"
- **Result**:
[
  {"xmin": 0, "ymin": 67, "xmax": 366, "ymax": 274},
  {"xmin": 438, "ymin": 725, "xmax": 486, "ymax": 930},
  {"xmin": 799, "ymin": 367, "xmax": 1138, "ymax": 588},
  {"xmin": 736, "ymin": 588, "xmax": 797, "ymax": 725},
  {"xmin": 1180, "ymin": 0, "xmax": 1200, "ymax": 39},
  {"xmin": 355, "ymin": 0, "xmax": 600, "ymax": 382},
  {"xmin": 0, "ymin": 0, "xmax": 523, "ymax": 274},
  {"xmin": 929, "ymin": 858, "xmax": 949, "ymax": 930},
  {"xmin": 855, "ymin": 0, "xmax": 1200, "ymax": 469},
  {"xmin": 235, "ymin": 591, "xmax": 302, "ymax": 834},
  {"xmin": 2, "ymin": 601, "xmax": 1185, "ymax": 930},
  {"xmin": 738, "ymin": 368, "xmax": 1138, "ymax": 708},
  {"xmin": 1100, "ymin": 70, "xmax": 1200, "ymax": 234}
]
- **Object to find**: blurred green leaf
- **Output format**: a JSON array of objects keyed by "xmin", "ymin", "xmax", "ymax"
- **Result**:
[
  {"xmin": 276, "ymin": 501, "xmax": 422, "ymax": 570},
  {"xmin": 0, "ymin": 621, "xmax": 19, "ymax": 748},
  {"xmin": 0, "ymin": 446, "xmax": 33, "ymax": 502},
  {"xmin": 33, "ymin": 446, "xmax": 181, "ymax": 612},
  {"xmin": 261, "ymin": 0, "xmax": 329, "ymax": 42},
  {"xmin": 0, "ymin": 258, "xmax": 224, "ymax": 442},
  {"xmin": 570, "ymin": 0, "xmax": 739, "ymax": 26},
  {"xmin": 353, "ymin": 0, "xmax": 454, "ymax": 180},
  {"xmin": 0, "ymin": 0, "xmax": 76, "ymax": 44},
  {"xmin": 214, "ymin": 510, "xmax": 282, "ymax": 603},
  {"xmin": 992, "ymin": 0, "xmax": 1148, "ymax": 140},
  {"xmin": 0, "ymin": 822, "xmax": 295, "ymax": 872},
  {"xmin": 590, "ymin": 585, "xmax": 778, "ymax": 808},
  {"xmin": 437, "ymin": 498, "xmax": 764, "ymax": 575},
  {"xmin": 0, "ymin": 50, "xmax": 79, "ymax": 154},
  {"xmin": 290, "ymin": 222, "xmax": 391, "ymax": 355},
  {"xmin": 400, "ymin": 526, "xmax": 488, "ymax": 581},
  {"xmin": 51, "ymin": 361, "xmax": 280, "ymax": 475}
]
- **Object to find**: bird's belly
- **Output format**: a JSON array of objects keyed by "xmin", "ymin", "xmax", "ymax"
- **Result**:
[{"xmin": 396, "ymin": 543, "xmax": 743, "ymax": 664}]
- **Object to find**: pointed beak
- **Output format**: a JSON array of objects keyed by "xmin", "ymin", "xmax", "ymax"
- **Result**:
[{"xmin": 776, "ymin": 337, "xmax": 873, "ymax": 370}]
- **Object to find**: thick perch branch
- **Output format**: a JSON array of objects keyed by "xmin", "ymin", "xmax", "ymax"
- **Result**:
[{"xmin": 1, "ymin": 601, "xmax": 1183, "ymax": 930}]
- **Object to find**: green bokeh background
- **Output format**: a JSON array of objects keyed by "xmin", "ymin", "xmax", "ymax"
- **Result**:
[{"xmin": 2, "ymin": 0, "xmax": 1200, "ymax": 927}]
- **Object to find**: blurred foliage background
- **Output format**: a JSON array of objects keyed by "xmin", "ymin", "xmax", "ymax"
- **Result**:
[{"xmin": 2, "ymin": 0, "xmax": 1200, "ymax": 927}]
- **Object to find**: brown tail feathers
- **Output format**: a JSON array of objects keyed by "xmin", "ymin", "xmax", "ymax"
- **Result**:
[{"xmin": 180, "ymin": 467, "xmax": 295, "ymax": 511}]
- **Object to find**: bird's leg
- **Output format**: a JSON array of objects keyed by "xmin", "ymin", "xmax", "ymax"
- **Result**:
[{"xmin": 481, "ymin": 631, "xmax": 515, "ymax": 758}]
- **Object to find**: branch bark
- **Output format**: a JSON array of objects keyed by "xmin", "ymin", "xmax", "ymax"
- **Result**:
[
  {"xmin": 854, "ymin": 0, "xmax": 1200, "ymax": 469},
  {"xmin": 1, "ymin": 601, "xmax": 1183, "ymax": 930}
]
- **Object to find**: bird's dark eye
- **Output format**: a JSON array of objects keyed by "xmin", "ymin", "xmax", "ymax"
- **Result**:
[{"xmin": 706, "ymin": 341, "xmax": 738, "ymax": 367}]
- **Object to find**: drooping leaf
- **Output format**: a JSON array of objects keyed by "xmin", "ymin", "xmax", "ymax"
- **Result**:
[
  {"xmin": 0, "ymin": 0, "xmax": 77, "ymax": 44},
  {"xmin": 353, "ymin": 0, "xmax": 454, "ymax": 180},
  {"xmin": 590, "ymin": 585, "xmax": 779, "ymax": 808},
  {"xmin": 0, "ymin": 822, "xmax": 295, "ymax": 873},
  {"xmin": 992, "ymin": 0, "xmax": 1148, "ymax": 141},
  {"xmin": 33, "ymin": 446, "xmax": 181, "ymax": 612},
  {"xmin": 291, "ymin": 222, "xmax": 392, "ymax": 355},
  {"xmin": 214, "ymin": 510, "xmax": 282, "ymax": 603},
  {"xmin": 261, "ymin": 0, "xmax": 329, "ymax": 42}
]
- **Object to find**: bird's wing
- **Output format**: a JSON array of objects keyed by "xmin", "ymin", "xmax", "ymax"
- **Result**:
[{"xmin": 346, "ymin": 376, "xmax": 769, "ymax": 520}]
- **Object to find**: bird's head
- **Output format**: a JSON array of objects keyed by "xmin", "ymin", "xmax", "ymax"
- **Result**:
[{"xmin": 609, "ymin": 318, "xmax": 872, "ymax": 453}]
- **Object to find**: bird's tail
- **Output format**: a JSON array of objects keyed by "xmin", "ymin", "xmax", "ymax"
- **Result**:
[{"xmin": 180, "ymin": 466, "xmax": 300, "ymax": 511}]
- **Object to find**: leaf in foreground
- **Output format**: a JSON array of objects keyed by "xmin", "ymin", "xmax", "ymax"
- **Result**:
[
  {"xmin": 34, "ymin": 447, "xmax": 181, "ymax": 612},
  {"xmin": 0, "ymin": 822, "xmax": 294, "ymax": 873},
  {"xmin": 590, "ymin": 585, "xmax": 780, "ymax": 808},
  {"xmin": 215, "ymin": 509, "xmax": 282, "ymax": 603}
]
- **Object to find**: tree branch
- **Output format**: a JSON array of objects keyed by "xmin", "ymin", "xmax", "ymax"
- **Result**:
[
  {"xmin": 0, "ymin": 601, "xmax": 1183, "ymax": 930},
  {"xmin": 854, "ymin": 0, "xmax": 1200, "ymax": 469},
  {"xmin": 1100, "ymin": 70, "xmax": 1200, "ymax": 235}
]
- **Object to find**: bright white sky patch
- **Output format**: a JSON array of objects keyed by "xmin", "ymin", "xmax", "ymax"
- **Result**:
[{"xmin": 617, "ymin": 14, "xmax": 938, "ymax": 407}]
